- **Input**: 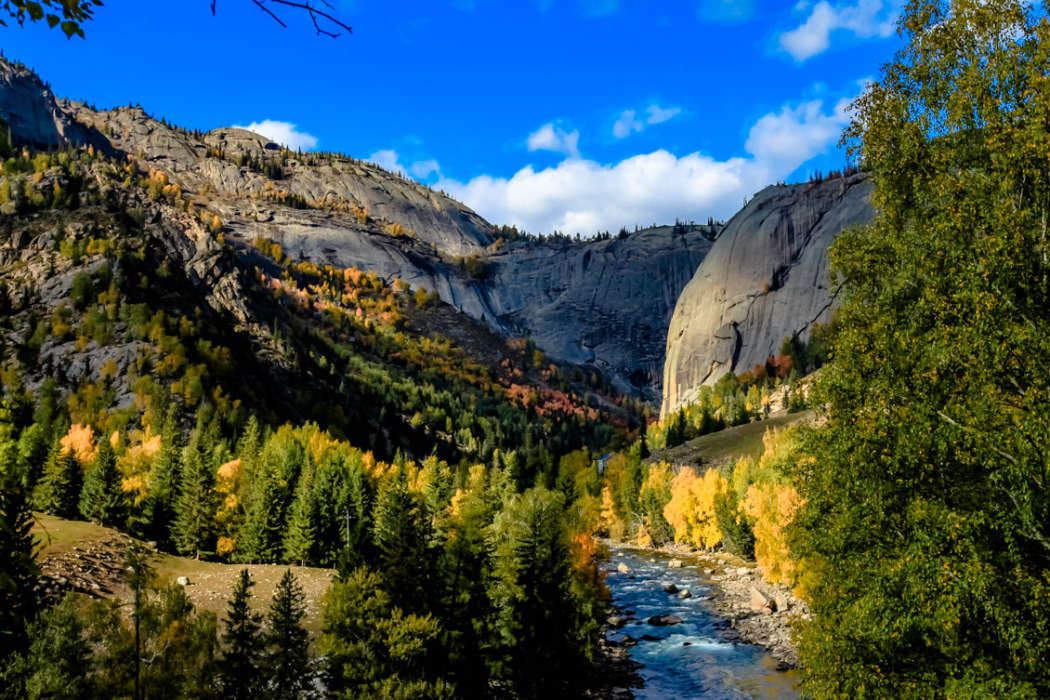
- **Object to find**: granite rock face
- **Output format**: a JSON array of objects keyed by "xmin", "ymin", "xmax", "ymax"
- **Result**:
[
  {"xmin": 0, "ymin": 59, "xmax": 108, "ymax": 152},
  {"xmin": 482, "ymin": 226, "xmax": 715, "ymax": 395},
  {"xmin": 662, "ymin": 174, "xmax": 874, "ymax": 416}
]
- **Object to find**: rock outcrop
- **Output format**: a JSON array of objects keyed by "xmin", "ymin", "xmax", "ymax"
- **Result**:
[
  {"xmin": 662, "ymin": 174, "xmax": 874, "ymax": 416},
  {"xmin": 0, "ymin": 58, "xmax": 107, "ymax": 152}
]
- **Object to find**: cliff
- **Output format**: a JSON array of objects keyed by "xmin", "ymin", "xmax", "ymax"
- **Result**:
[{"xmin": 662, "ymin": 174, "xmax": 874, "ymax": 416}]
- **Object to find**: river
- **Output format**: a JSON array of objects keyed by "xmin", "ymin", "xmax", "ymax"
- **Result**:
[{"xmin": 604, "ymin": 546, "xmax": 800, "ymax": 700}]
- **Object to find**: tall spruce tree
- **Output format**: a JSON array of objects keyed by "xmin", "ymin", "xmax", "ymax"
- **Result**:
[
  {"xmin": 32, "ymin": 438, "xmax": 81, "ymax": 520},
  {"xmin": 792, "ymin": 2, "xmax": 1050, "ymax": 697},
  {"xmin": 372, "ymin": 467, "xmax": 427, "ymax": 613},
  {"xmin": 78, "ymin": 439, "xmax": 125, "ymax": 528},
  {"xmin": 283, "ymin": 464, "xmax": 318, "ymax": 567},
  {"xmin": 489, "ymin": 487, "xmax": 585, "ymax": 698},
  {"xmin": 0, "ymin": 477, "xmax": 39, "ymax": 665},
  {"xmin": 142, "ymin": 407, "xmax": 182, "ymax": 548},
  {"xmin": 221, "ymin": 569, "xmax": 264, "ymax": 700},
  {"xmin": 237, "ymin": 465, "xmax": 286, "ymax": 564},
  {"xmin": 172, "ymin": 424, "xmax": 216, "ymax": 560},
  {"xmin": 264, "ymin": 570, "xmax": 311, "ymax": 700}
]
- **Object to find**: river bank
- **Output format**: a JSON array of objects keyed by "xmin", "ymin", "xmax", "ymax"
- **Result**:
[
  {"xmin": 604, "ymin": 539, "xmax": 807, "ymax": 667},
  {"xmin": 598, "ymin": 544, "xmax": 800, "ymax": 699}
]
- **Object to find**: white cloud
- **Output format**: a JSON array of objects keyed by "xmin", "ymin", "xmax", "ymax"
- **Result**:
[
  {"xmin": 779, "ymin": 0, "xmax": 897, "ymax": 62},
  {"xmin": 646, "ymin": 104, "xmax": 682, "ymax": 125},
  {"xmin": 368, "ymin": 150, "xmax": 442, "ymax": 180},
  {"xmin": 527, "ymin": 123, "xmax": 581, "ymax": 158},
  {"xmin": 369, "ymin": 149, "xmax": 402, "ymax": 172},
  {"xmin": 233, "ymin": 120, "xmax": 319, "ymax": 150},
  {"xmin": 744, "ymin": 98, "xmax": 851, "ymax": 168},
  {"xmin": 440, "ymin": 96, "xmax": 852, "ymax": 236},
  {"xmin": 613, "ymin": 104, "xmax": 682, "ymax": 139},
  {"xmin": 613, "ymin": 110, "xmax": 644, "ymax": 139},
  {"xmin": 410, "ymin": 159, "xmax": 441, "ymax": 179}
]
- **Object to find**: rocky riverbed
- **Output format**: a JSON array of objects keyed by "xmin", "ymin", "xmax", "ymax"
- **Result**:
[{"xmin": 600, "ymin": 544, "xmax": 800, "ymax": 699}]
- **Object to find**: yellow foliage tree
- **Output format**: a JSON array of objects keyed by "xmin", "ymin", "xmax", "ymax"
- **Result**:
[
  {"xmin": 61, "ymin": 424, "xmax": 98, "ymax": 466},
  {"xmin": 742, "ymin": 480, "xmax": 803, "ymax": 587},
  {"xmin": 663, "ymin": 466, "xmax": 727, "ymax": 550},
  {"xmin": 599, "ymin": 485, "xmax": 625, "ymax": 540}
]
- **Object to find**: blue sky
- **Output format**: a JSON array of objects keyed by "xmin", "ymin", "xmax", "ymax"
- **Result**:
[{"xmin": 1, "ymin": 0, "xmax": 902, "ymax": 235}]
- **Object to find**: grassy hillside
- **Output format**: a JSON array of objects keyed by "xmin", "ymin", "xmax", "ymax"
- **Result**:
[
  {"xmin": 648, "ymin": 410, "xmax": 815, "ymax": 469},
  {"xmin": 33, "ymin": 513, "xmax": 334, "ymax": 633}
]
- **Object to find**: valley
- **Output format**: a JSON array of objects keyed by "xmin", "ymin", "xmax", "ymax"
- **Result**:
[{"xmin": 4, "ymin": 2, "xmax": 1050, "ymax": 698}]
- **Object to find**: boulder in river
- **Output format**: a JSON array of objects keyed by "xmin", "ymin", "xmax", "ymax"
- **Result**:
[
  {"xmin": 677, "ymin": 589, "xmax": 692, "ymax": 599},
  {"xmin": 608, "ymin": 616, "xmax": 626, "ymax": 629},
  {"xmin": 649, "ymin": 615, "xmax": 684, "ymax": 626},
  {"xmin": 668, "ymin": 559, "xmax": 683, "ymax": 568},
  {"xmin": 663, "ymin": 583, "xmax": 678, "ymax": 594},
  {"xmin": 617, "ymin": 562, "xmax": 632, "ymax": 574}
]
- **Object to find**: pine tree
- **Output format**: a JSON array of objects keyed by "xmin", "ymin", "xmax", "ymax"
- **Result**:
[
  {"xmin": 283, "ymin": 466, "xmax": 317, "ymax": 567},
  {"xmin": 32, "ymin": 438, "xmax": 81, "ymax": 519},
  {"xmin": 372, "ymin": 468, "xmax": 427, "ymax": 613},
  {"xmin": 264, "ymin": 570, "xmax": 311, "ymax": 700},
  {"xmin": 236, "ymin": 415, "xmax": 262, "ymax": 482},
  {"xmin": 221, "ymin": 569, "xmax": 264, "ymax": 700},
  {"xmin": 14, "ymin": 594, "xmax": 93, "ymax": 700},
  {"xmin": 172, "ymin": 426, "xmax": 216, "ymax": 560},
  {"xmin": 490, "ymin": 487, "xmax": 585, "ymax": 698},
  {"xmin": 78, "ymin": 439, "xmax": 125, "ymax": 528},
  {"xmin": 237, "ymin": 465, "xmax": 285, "ymax": 564},
  {"xmin": 142, "ymin": 408, "xmax": 182, "ymax": 547},
  {"xmin": 0, "ymin": 477, "xmax": 39, "ymax": 664}
]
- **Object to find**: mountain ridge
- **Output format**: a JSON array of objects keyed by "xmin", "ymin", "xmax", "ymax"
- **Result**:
[{"xmin": 0, "ymin": 56, "xmax": 716, "ymax": 401}]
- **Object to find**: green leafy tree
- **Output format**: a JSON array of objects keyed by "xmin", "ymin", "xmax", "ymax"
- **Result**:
[
  {"xmin": 0, "ymin": 0, "xmax": 101, "ymax": 39},
  {"xmin": 221, "ymin": 569, "xmax": 264, "ymax": 700},
  {"xmin": 78, "ymin": 439, "xmax": 125, "ymax": 528},
  {"xmin": 792, "ymin": 2, "xmax": 1050, "ymax": 697},
  {"xmin": 264, "ymin": 570, "xmax": 311, "ymax": 700}
]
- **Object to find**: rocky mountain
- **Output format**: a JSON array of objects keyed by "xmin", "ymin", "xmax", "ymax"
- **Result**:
[
  {"xmin": 662, "ymin": 173, "xmax": 874, "ymax": 416},
  {"xmin": 0, "ymin": 57, "xmax": 714, "ymax": 400}
]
